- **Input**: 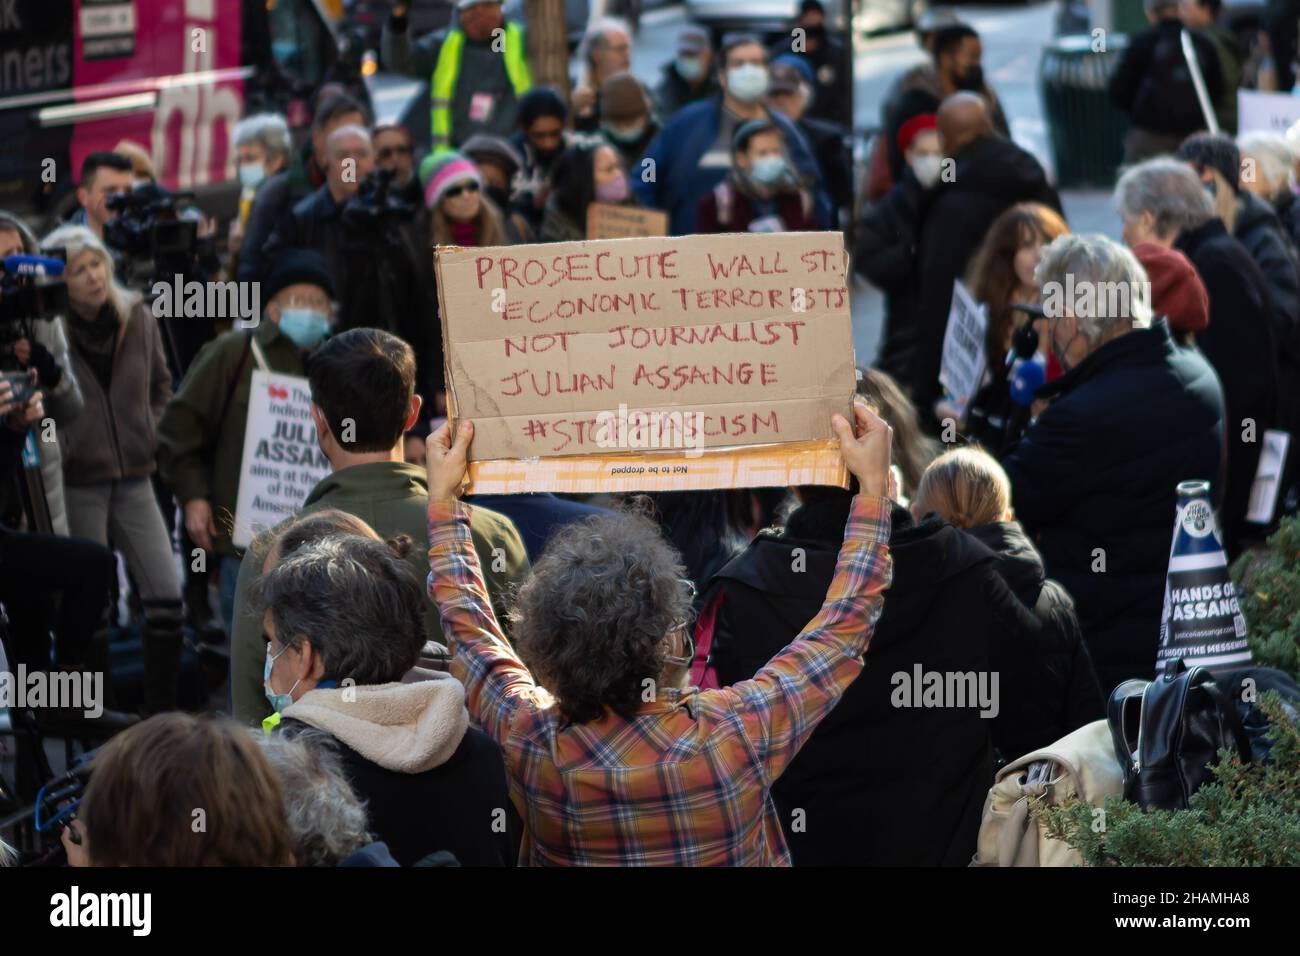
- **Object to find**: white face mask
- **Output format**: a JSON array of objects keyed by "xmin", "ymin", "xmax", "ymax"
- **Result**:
[
  {"xmin": 727, "ymin": 64, "xmax": 769, "ymax": 103},
  {"xmin": 910, "ymin": 154, "xmax": 944, "ymax": 189},
  {"xmin": 239, "ymin": 161, "xmax": 267, "ymax": 190}
]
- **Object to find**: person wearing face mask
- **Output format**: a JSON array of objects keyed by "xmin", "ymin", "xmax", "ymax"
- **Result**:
[
  {"xmin": 878, "ymin": 22, "xmax": 1010, "ymax": 186},
  {"xmin": 511, "ymin": 87, "xmax": 569, "ymax": 234},
  {"xmin": 229, "ymin": 114, "xmax": 292, "ymax": 274},
  {"xmin": 768, "ymin": 0, "xmax": 850, "ymax": 129},
  {"xmin": 653, "ymin": 26, "xmax": 719, "ymax": 119},
  {"xmin": 37, "ymin": 224, "xmax": 181, "ymax": 714},
  {"xmin": 1001, "ymin": 234, "xmax": 1226, "ymax": 694},
  {"xmin": 855, "ymin": 114, "xmax": 944, "ymax": 394},
  {"xmin": 461, "ymin": 134, "xmax": 536, "ymax": 243},
  {"xmin": 598, "ymin": 73, "xmax": 660, "ymax": 172},
  {"xmin": 540, "ymin": 142, "xmax": 636, "ymax": 242},
  {"xmin": 634, "ymin": 34, "xmax": 828, "ymax": 235},
  {"xmin": 766, "ymin": 56, "xmax": 853, "ymax": 226},
  {"xmin": 157, "ymin": 250, "xmax": 337, "ymax": 639},
  {"xmin": 696, "ymin": 120, "xmax": 818, "ymax": 233}
]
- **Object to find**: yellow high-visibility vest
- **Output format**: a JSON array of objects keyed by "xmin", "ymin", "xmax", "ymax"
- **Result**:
[{"xmin": 430, "ymin": 23, "xmax": 532, "ymax": 152}]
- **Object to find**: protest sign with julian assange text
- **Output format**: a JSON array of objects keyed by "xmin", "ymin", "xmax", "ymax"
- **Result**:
[{"xmin": 434, "ymin": 232, "xmax": 858, "ymax": 493}]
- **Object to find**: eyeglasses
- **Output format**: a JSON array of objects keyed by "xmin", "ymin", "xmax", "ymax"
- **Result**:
[
  {"xmin": 377, "ymin": 145, "xmax": 412, "ymax": 160},
  {"xmin": 444, "ymin": 181, "xmax": 481, "ymax": 199}
]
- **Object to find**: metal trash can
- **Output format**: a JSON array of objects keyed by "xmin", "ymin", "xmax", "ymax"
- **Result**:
[{"xmin": 1039, "ymin": 34, "xmax": 1131, "ymax": 188}]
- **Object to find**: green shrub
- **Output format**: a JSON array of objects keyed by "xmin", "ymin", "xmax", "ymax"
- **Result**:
[
  {"xmin": 1033, "ymin": 695, "xmax": 1300, "ymax": 866},
  {"xmin": 1232, "ymin": 513, "xmax": 1300, "ymax": 679}
]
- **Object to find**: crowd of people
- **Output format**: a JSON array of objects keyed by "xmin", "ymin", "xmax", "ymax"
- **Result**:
[{"xmin": 0, "ymin": 0, "xmax": 1297, "ymax": 867}]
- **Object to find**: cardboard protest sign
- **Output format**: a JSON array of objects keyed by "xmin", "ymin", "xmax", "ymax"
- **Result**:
[
  {"xmin": 1238, "ymin": 90, "xmax": 1300, "ymax": 134},
  {"xmin": 434, "ymin": 232, "xmax": 857, "ymax": 493},
  {"xmin": 938, "ymin": 280, "xmax": 987, "ymax": 421},
  {"xmin": 586, "ymin": 203, "xmax": 671, "ymax": 239},
  {"xmin": 231, "ymin": 370, "xmax": 331, "ymax": 548}
]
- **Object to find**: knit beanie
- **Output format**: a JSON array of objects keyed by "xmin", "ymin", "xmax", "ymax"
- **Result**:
[
  {"xmin": 420, "ymin": 151, "xmax": 482, "ymax": 209},
  {"xmin": 1131, "ymin": 241, "xmax": 1209, "ymax": 334}
]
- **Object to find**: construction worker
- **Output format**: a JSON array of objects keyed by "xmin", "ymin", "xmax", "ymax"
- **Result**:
[{"xmin": 382, "ymin": 0, "xmax": 532, "ymax": 152}]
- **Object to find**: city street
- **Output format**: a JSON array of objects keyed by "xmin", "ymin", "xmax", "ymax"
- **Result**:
[{"xmin": 628, "ymin": 2, "xmax": 1117, "ymax": 363}]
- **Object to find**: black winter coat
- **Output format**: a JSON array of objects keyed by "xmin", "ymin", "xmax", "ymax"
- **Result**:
[
  {"xmin": 856, "ymin": 165, "xmax": 924, "ymax": 388},
  {"xmin": 1002, "ymin": 321, "xmax": 1226, "ymax": 695},
  {"xmin": 706, "ymin": 495, "xmax": 1029, "ymax": 867},
  {"xmin": 280, "ymin": 717, "xmax": 517, "ymax": 867},
  {"xmin": 912, "ymin": 135, "xmax": 1060, "ymax": 416},
  {"xmin": 1108, "ymin": 17, "xmax": 1223, "ymax": 136},
  {"xmin": 1234, "ymin": 189, "xmax": 1300, "ymax": 350},
  {"xmin": 1175, "ymin": 219, "xmax": 1278, "ymax": 554},
  {"xmin": 798, "ymin": 115, "xmax": 854, "ymax": 219},
  {"xmin": 964, "ymin": 520, "xmax": 1105, "ymax": 762}
]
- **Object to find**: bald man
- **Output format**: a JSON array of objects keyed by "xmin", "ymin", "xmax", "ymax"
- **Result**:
[{"xmin": 910, "ymin": 92, "xmax": 1061, "ymax": 428}]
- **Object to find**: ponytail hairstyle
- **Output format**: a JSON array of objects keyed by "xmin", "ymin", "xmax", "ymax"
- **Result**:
[{"xmin": 912, "ymin": 446, "xmax": 1012, "ymax": 529}]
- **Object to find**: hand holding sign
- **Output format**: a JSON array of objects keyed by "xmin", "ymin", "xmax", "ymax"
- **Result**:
[
  {"xmin": 832, "ymin": 400, "xmax": 892, "ymax": 498},
  {"xmin": 427, "ymin": 420, "xmax": 474, "ymax": 503}
]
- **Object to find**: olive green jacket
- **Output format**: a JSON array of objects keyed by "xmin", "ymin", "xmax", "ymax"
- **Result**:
[
  {"xmin": 156, "ymin": 322, "xmax": 307, "ymax": 557},
  {"xmin": 229, "ymin": 459, "xmax": 529, "ymax": 725}
]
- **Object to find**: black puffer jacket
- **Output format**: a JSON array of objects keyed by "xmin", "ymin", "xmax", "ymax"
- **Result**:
[
  {"xmin": 964, "ymin": 520, "xmax": 1105, "ymax": 763},
  {"xmin": 705, "ymin": 494, "xmax": 1036, "ymax": 866}
]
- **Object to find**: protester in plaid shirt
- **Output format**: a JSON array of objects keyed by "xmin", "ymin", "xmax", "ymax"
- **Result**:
[{"xmin": 426, "ymin": 402, "xmax": 894, "ymax": 865}]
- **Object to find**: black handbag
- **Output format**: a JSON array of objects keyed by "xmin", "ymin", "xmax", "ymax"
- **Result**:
[{"xmin": 1107, "ymin": 658, "xmax": 1252, "ymax": 811}]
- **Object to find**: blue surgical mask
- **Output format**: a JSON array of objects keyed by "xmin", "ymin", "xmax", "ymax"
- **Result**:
[
  {"xmin": 727, "ymin": 64, "xmax": 769, "ymax": 103},
  {"xmin": 751, "ymin": 154, "xmax": 787, "ymax": 185},
  {"xmin": 676, "ymin": 55, "xmax": 705, "ymax": 82},
  {"xmin": 278, "ymin": 307, "xmax": 330, "ymax": 349},
  {"xmin": 239, "ymin": 161, "xmax": 267, "ymax": 190},
  {"xmin": 264, "ymin": 643, "xmax": 300, "ymax": 714}
]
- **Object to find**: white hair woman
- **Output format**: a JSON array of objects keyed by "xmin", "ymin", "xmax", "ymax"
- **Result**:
[
  {"xmin": 40, "ymin": 223, "xmax": 183, "ymax": 714},
  {"xmin": 1238, "ymin": 130, "xmax": 1300, "ymax": 248},
  {"xmin": 230, "ymin": 113, "xmax": 292, "ymax": 265}
]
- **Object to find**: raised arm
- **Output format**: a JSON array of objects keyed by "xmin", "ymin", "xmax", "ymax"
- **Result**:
[{"xmin": 426, "ymin": 421, "xmax": 543, "ymax": 745}]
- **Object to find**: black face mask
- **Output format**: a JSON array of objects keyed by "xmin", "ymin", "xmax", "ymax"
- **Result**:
[
  {"xmin": 957, "ymin": 63, "xmax": 984, "ymax": 92},
  {"xmin": 487, "ymin": 185, "xmax": 512, "ymax": 209},
  {"xmin": 803, "ymin": 23, "xmax": 826, "ymax": 42}
]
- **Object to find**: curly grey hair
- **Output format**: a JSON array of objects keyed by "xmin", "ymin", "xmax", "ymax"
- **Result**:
[
  {"xmin": 510, "ymin": 509, "xmax": 692, "ymax": 724},
  {"xmin": 1114, "ymin": 157, "xmax": 1214, "ymax": 240},
  {"xmin": 257, "ymin": 728, "xmax": 373, "ymax": 866}
]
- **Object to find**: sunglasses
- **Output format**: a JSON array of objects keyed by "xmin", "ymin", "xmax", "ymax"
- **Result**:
[
  {"xmin": 378, "ymin": 145, "xmax": 412, "ymax": 160},
  {"xmin": 444, "ymin": 181, "xmax": 481, "ymax": 199}
]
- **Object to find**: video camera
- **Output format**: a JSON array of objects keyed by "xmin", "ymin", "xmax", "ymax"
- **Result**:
[
  {"xmin": 342, "ymin": 167, "xmax": 419, "ymax": 229},
  {"xmin": 103, "ymin": 182, "xmax": 200, "ymax": 263},
  {"xmin": 0, "ymin": 252, "xmax": 67, "ymax": 341}
]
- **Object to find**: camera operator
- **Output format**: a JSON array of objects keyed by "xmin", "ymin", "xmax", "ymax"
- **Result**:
[
  {"xmin": 39, "ymin": 224, "xmax": 183, "ymax": 715},
  {"xmin": 0, "ymin": 212, "xmax": 82, "ymax": 536},
  {"xmin": 0, "ymin": 375, "xmax": 127, "ymax": 735},
  {"xmin": 264, "ymin": 126, "xmax": 437, "ymax": 410},
  {"xmin": 67, "ymin": 152, "xmax": 133, "ymax": 244}
]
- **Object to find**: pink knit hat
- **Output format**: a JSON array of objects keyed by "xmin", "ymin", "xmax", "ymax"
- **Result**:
[{"xmin": 420, "ymin": 151, "xmax": 482, "ymax": 209}]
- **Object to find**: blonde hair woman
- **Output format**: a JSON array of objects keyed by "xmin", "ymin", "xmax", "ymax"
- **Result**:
[
  {"xmin": 40, "ymin": 223, "xmax": 183, "ymax": 714},
  {"xmin": 913, "ymin": 445, "xmax": 1104, "ymax": 763}
]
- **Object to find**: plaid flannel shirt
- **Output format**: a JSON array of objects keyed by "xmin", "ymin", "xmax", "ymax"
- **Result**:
[{"xmin": 428, "ymin": 494, "xmax": 892, "ymax": 866}]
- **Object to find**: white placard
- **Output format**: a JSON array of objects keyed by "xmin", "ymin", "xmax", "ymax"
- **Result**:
[
  {"xmin": 231, "ymin": 370, "xmax": 331, "ymax": 548},
  {"xmin": 1238, "ymin": 90, "xmax": 1300, "ymax": 134},
  {"xmin": 938, "ymin": 279, "xmax": 988, "ymax": 421},
  {"xmin": 1246, "ymin": 429, "xmax": 1291, "ymax": 524}
]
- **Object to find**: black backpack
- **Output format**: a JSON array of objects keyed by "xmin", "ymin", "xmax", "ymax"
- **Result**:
[
  {"xmin": 1133, "ymin": 29, "xmax": 1203, "ymax": 133},
  {"xmin": 1107, "ymin": 658, "xmax": 1251, "ymax": 811}
]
